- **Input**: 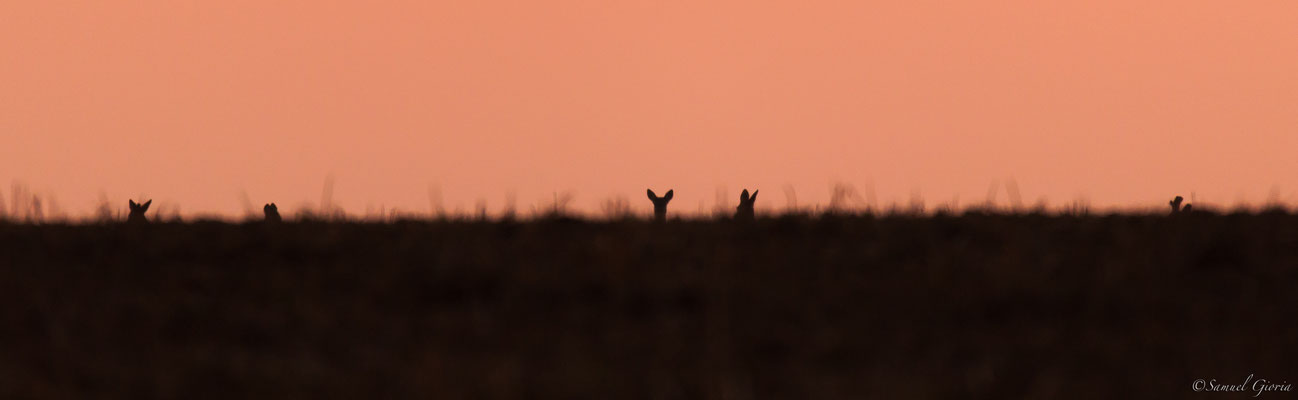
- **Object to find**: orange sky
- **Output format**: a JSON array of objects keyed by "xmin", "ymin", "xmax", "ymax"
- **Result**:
[{"xmin": 3, "ymin": 0, "xmax": 1296, "ymax": 218}]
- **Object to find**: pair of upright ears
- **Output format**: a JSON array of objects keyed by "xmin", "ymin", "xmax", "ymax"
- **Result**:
[
  {"xmin": 128, "ymin": 199, "xmax": 152, "ymax": 211},
  {"xmin": 739, "ymin": 189, "xmax": 758, "ymax": 203},
  {"xmin": 647, "ymin": 189, "xmax": 674, "ymax": 201}
]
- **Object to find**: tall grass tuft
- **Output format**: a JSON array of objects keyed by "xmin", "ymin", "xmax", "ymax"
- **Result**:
[
  {"xmin": 600, "ymin": 195, "xmax": 635, "ymax": 221},
  {"xmin": 827, "ymin": 182, "xmax": 868, "ymax": 215},
  {"xmin": 540, "ymin": 191, "xmax": 577, "ymax": 218}
]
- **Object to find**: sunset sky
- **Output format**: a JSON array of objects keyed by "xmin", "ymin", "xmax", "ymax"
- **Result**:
[{"xmin": 3, "ymin": 0, "xmax": 1296, "ymax": 218}]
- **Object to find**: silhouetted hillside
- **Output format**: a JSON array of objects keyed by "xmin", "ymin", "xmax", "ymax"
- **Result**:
[{"xmin": 2, "ymin": 213, "xmax": 1296, "ymax": 399}]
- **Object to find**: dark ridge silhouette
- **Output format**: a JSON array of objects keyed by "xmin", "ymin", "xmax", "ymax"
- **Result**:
[
  {"xmin": 735, "ymin": 188, "xmax": 758, "ymax": 220},
  {"xmin": 264, "ymin": 203, "xmax": 282, "ymax": 222},
  {"xmin": 646, "ymin": 189, "xmax": 673, "ymax": 222},
  {"xmin": 3, "ymin": 213, "xmax": 1297, "ymax": 399},
  {"xmin": 127, "ymin": 199, "xmax": 151, "ymax": 223}
]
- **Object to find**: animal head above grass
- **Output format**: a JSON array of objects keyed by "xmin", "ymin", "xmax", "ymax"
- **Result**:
[
  {"xmin": 264, "ymin": 203, "xmax": 282, "ymax": 222},
  {"xmin": 647, "ymin": 189, "xmax": 673, "ymax": 222},
  {"xmin": 127, "ymin": 199, "xmax": 151, "ymax": 223},
  {"xmin": 736, "ymin": 189, "xmax": 758, "ymax": 220},
  {"xmin": 1169, "ymin": 195, "xmax": 1192, "ymax": 215}
]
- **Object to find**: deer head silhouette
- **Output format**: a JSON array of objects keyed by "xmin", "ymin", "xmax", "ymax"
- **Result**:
[
  {"xmin": 735, "ymin": 189, "xmax": 758, "ymax": 220},
  {"xmin": 647, "ymin": 189, "xmax": 673, "ymax": 222},
  {"xmin": 1169, "ymin": 195, "xmax": 1191, "ymax": 215},
  {"xmin": 127, "ymin": 199, "xmax": 151, "ymax": 223},
  {"xmin": 264, "ymin": 203, "xmax": 281, "ymax": 222}
]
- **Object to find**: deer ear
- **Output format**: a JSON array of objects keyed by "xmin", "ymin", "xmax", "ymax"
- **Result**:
[
  {"xmin": 141, "ymin": 200, "xmax": 151, "ymax": 211},
  {"xmin": 647, "ymin": 189, "xmax": 658, "ymax": 200},
  {"xmin": 129, "ymin": 200, "xmax": 137, "ymax": 209},
  {"xmin": 749, "ymin": 190, "xmax": 758, "ymax": 202},
  {"xmin": 739, "ymin": 189, "xmax": 750, "ymax": 202},
  {"xmin": 664, "ymin": 190, "xmax": 673, "ymax": 201}
]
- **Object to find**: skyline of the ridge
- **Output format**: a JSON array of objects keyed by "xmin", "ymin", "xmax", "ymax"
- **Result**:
[
  {"xmin": 1, "ymin": 178, "xmax": 1293, "ymax": 220},
  {"xmin": 3, "ymin": 0, "xmax": 1296, "ymax": 217}
]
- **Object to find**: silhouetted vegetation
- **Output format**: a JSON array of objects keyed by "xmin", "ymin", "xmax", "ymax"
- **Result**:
[{"xmin": 2, "ymin": 211, "xmax": 1296, "ymax": 399}]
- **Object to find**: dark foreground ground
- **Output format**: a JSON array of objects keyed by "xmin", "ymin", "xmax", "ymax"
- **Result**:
[{"xmin": 2, "ymin": 213, "xmax": 1297, "ymax": 399}]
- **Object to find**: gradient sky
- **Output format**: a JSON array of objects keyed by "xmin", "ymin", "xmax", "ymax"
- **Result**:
[{"xmin": 3, "ymin": 0, "xmax": 1296, "ymax": 218}]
